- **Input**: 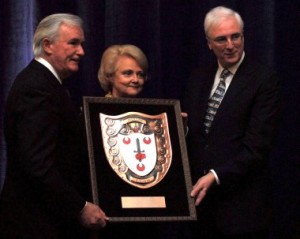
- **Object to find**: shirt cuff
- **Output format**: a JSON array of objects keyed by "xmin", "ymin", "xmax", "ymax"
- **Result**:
[{"xmin": 209, "ymin": 169, "xmax": 220, "ymax": 185}]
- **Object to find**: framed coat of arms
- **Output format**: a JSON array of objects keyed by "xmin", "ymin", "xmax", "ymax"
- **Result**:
[{"xmin": 83, "ymin": 97, "xmax": 196, "ymax": 222}]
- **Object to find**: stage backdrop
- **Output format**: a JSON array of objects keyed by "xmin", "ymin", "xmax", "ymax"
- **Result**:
[{"xmin": 0, "ymin": 1, "xmax": 299, "ymax": 238}]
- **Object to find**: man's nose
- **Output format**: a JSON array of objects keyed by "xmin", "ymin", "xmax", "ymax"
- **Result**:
[
  {"xmin": 77, "ymin": 45, "xmax": 85, "ymax": 56},
  {"xmin": 225, "ymin": 39, "xmax": 235, "ymax": 49}
]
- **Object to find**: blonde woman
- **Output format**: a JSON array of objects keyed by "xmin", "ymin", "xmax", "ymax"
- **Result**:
[{"xmin": 98, "ymin": 44, "xmax": 148, "ymax": 98}]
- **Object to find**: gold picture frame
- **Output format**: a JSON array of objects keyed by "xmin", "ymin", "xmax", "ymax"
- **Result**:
[{"xmin": 83, "ymin": 96, "xmax": 196, "ymax": 222}]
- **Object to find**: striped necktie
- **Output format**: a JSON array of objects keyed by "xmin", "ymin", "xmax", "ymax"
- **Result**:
[{"xmin": 203, "ymin": 69, "xmax": 230, "ymax": 134}]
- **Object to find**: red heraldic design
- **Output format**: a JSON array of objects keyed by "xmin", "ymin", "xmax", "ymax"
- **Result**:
[{"xmin": 99, "ymin": 112, "xmax": 172, "ymax": 189}]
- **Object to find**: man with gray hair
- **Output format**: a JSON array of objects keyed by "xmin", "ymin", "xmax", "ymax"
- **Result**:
[
  {"xmin": 0, "ymin": 13, "xmax": 109, "ymax": 239},
  {"xmin": 182, "ymin": 6, "xmax": 281, "ymax": 239}
]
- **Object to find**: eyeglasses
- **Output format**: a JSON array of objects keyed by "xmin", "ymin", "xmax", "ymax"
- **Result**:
[{"xmin": 208, "ymin": 33, "xmax": 243, "ymax": 46}]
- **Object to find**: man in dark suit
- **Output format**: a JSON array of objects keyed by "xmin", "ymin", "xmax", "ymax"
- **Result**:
[
  {"xmin": 182, "ymin": 6, "xmax": 281, "ymax": 239},
  {"xmin": 0, "ymin": 13, "xmax": 108, "ymax": 239}
]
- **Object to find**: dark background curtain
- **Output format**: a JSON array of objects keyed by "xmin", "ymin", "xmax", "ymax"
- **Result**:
[{"xmin": 0, "ymin": 0, "xmax": 299, "ymax": 238}]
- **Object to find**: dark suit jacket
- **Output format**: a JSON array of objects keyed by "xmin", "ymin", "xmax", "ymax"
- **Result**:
[
  {"xmin": 182, "ymin": 55, "xmax": 281, "ymax": 234},
  {"xmin": 0, "ymin": 60, "xmax": 91, "ymax": 238}
]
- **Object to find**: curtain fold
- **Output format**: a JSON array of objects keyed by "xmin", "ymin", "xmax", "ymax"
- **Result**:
[{"xmin": 0, "ymin": 0, "xmax": 36, "ymax": 190}]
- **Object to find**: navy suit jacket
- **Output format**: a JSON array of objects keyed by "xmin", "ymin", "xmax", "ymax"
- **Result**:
[
  {"xmin": 0, "ymin": 60, "xmax": 91, "ymax": 238},
  {"xmin": 182, "ymin": 55, "xmax": 281, "ymax": 234}
]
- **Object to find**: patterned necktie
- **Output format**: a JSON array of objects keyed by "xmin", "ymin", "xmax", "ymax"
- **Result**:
[{"xmin": 203, "ymin": 69, "xmax": 230, "ymax": 134}]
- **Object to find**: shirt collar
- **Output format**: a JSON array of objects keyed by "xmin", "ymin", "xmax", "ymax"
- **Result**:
[{"xmin": 35, "ymin": 57, "xmax": 62, "ymax": 84}]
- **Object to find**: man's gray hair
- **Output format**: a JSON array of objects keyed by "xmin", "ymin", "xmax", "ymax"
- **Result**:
[
  {"xmin": 204, "ymin": 6, "xmax": 244, "ymax": 37},
  {"xmin": 33, "ymin": 13, "xmax": 83, "ymax": 57}
]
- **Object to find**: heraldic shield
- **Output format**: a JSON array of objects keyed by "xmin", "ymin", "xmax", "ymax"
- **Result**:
[{"xmin": 100, "ymin": 111, "xmax": 172, "ymax": 189}]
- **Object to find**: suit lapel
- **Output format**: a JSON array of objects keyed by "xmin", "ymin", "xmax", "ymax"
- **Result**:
[
  {"xmin": 32, "ymin": 60, "xmax": 79, "ymax": 116},
  {"xmin": 208, "ymin": 57, "xmax": 254, "ymax": 133}
]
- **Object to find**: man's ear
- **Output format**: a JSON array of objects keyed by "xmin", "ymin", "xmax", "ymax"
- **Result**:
[
  {"xmin": 42, "ymin": 38, "xmax": 52, "ymax": 54},
  {"xmin": 206, "ymin": 37, "xmax": 212, "ymax": 50},
  {"xmin": 207, "ymin": 41, "xmax": 212, "ymax": 50}
]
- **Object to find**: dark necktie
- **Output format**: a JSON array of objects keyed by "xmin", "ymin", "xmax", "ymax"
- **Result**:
[{"xmin": 203, "ymin": 69, "xmax": 230, "ymax": 134}]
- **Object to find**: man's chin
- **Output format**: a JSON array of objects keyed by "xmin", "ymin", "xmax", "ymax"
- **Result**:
[
  {"xmin": 62, "ymin": 68, "xmax": 79, "ymax": 79},
  {"xmin": 224, "ymin": 57, "xmax": 240, "ymax": 67},
  {"xmin": 69, "ymin": 66, "xmax": 80, "ymax": 73}
]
